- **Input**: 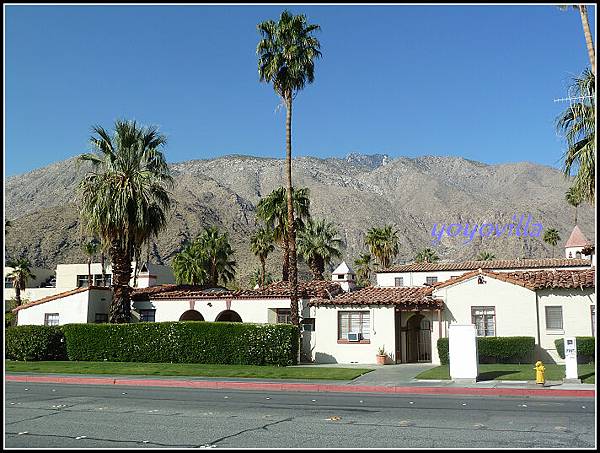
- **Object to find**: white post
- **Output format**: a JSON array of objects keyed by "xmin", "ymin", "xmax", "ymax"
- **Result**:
[
  {"xmin": 563, "ymin": 336, "xmax": 580, "ymax": 383},
  {"xmin": 449, "ymin": 324, "xmax": 479, "ymax": 383}
]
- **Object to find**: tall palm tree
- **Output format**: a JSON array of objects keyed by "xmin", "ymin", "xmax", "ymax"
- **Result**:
[
  {"xmin": 250, "ymin": 226, "xmax": 276, "ymax": 287},
  {"xmin": 256, "ymin": 187, "xmax": 311, "ymax": 281},
  {"xmin": 559, "ymin": 5, "xmax": 595, "ymax": 76},
  {"xmin": 172, "ymin": 241, "xmax": 208, "ymax": 285},
  {"xmin": 297, "ymin": 218, "xmax": 343, "ymax": 280},
  {"xmin": 257, "ymin": 10, "xmax": 321, "ymax": 326},
  {"xmin": 354, "ymin": 252, "xmax": 374, "ymax": 287},
  {"xmin": 543, "ymin": 228, "xmax": 562, "ymax": 258},
  {"xmin": 565, "ymin": 186, "xmax": 583, "ymax": 224},
  {"xmin": 365, "ymin": 226, "xmax": 400, "ymax": 269},
  {"xmin": 82, "ymin": 238, "xmax": 100, "ymax": 287},
  {"xmin": 476, "ymin": 251, "xmax": 496, "ymax": 261},
  {"xmin": 6, "ymin": 258, "xmax": 36, "ymax": 306},
  {"xmin": 78, "ymin": 120, "xmax": 173, "ymax": 323},
  {"xmin": 415, "ymin": 248, "xmax": 440, "ymax": 263},
  {"xmin": 557, "ymin": 68, "xmax": 595, "ymax": 204}
]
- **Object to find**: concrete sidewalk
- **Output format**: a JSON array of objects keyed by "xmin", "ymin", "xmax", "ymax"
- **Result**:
[{"xmin": 5, "ymin": 372, "xmax": 595, "ymax": 398}]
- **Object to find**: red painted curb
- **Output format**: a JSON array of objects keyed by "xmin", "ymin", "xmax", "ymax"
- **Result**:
[{"xmin": 5, "ymin": 375, "xmax": 595, "ymax": 398}]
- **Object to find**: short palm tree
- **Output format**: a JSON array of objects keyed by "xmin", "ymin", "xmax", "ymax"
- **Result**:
[
  {"xmin": 476, "ymin": 251, "xmax": 496, "ymax": 261},
  {"xmin": 543, "ymin": 228, "xmax": 562, "ymax": 258},
  {"xmin": 82, "ymin": 238, "xmax": 100, "ymax": 287},
  {"xmin": 249, "ymin": 267, "xmax": 274, "ymax": 289},
  {"xmin": 257, "ymin": 10, "xmax": 321, "ymax": 326},
  {"xmin": 6, "ymin": 258, "xmax": 36, "ymax": 306},
  {"xmin": 78, "ymin": 120, "xmax": 173, "ymax": 323},
  {"xmin": 250, "ymin": 226, "xmax": 276, "ymax": 287},
  {"xmin": 565, "ymin": 186, "xmax": 583, "ymax": 225},
  {"xmin": 556, "ymin": 68, "xmax": 595, "ymax": 204},
  {"xmin": 256, "ymin": 187, "xmax": 310, "ymax": 281},
  {"xmin": 415, "ymin": 248, "xmax": 440, "ymax": 264},
  {"xmin": 172, "ymin": 241, "xmax": 208, "ymax": 285},
  {"xmin": 354, "ymin": 252, "xmax": 374, "ymax": 287},
  {"xmin": 365, "ymin": 226, "xmax": 400, "ymax": 269},
  {"xmin": 297, "ymin": 218, "xmax": 343, "ymax": 280}
]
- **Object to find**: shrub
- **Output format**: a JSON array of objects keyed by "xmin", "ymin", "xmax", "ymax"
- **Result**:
[
  {"xmin": 61, "ymin": 321, "xmax": 299, "ymax": 366},
  {"xmin": 555, "ymin": 337, "xmax": 595, "ymax": 363},
  {"xmin": 437, "ymin": 336, "xmax": 535, "ymax": 365},
  {"xmin": 5, "ymin": 325, "xmax": 67, "ymax": 361}
]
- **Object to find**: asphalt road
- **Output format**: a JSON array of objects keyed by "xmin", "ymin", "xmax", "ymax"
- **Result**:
[{"xmin": 4, "ymin": 382, "xmax": 596, "ymax": 448}]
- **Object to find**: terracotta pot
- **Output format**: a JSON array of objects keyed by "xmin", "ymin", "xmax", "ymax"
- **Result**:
[{"xmin": 376, "ymin": 354, "xmax": 387, "ymax": 365}]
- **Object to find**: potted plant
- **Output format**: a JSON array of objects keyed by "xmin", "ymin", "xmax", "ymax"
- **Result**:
[{"xmin": 376, "ymin": 346, "xmax": 387, "ymax": 365}]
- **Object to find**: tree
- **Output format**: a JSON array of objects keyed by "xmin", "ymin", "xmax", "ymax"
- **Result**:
[
  {"xmin": 256, "ymin": 187, "xmax": 311, "ymax": 281},
  {"xmin": 297, "ymin": 218, "xmax": 343, "ymax": 280},
  {"xmin": 257, "ymin": 10, "xmax": 321, "ymax": 326},
  {"xmin": 78, "ymin": 120, "xmax": 173, "ymax": 323},
  {"xmin": 249, "ymin": 267, "xmax": 275, "ymax": 289},
  {"xmin": 415, "ymin": 248, "xmax": 440, "ymax": 263},
  {"xmin": 476, "ymin": 251, "xmax": 496, "ymax": 261},
  {"xmin": 365, "ymin": 226, "xmax": 400, "ymax": 269},
  {"xmin": 559, "ymin": 5, "xmax": 595, "ymax": 76},
  {"xmin": 543, "ymin": 228, "xmax": 561, "ymax": 258},
  {"xmin": 172, "ymin": 227, "xmax": 237, "ymax": 287},
  {"xmin": 557, "ymin": 68, "xmax": 595, "ymax": 204},
  {"xmin": 250, "ymin": 226, "xmax": 276, "ymax": 287},
  {"xmin": 6, "ymin": 258, "xmax": 36, "ymax": 306},
  {"xmin": 565, "ymin": 186, "xmax": 583, "ymax": 224},
  {"xmin": 82, "ymin": 238, "xmax": 100, "ymax": 287},
  {"xmin": 354, "ymin": 252, "xmax": 374, "ymax": 287}
]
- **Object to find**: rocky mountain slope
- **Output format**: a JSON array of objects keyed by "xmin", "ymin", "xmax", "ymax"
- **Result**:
[{"xmin": 5, "ymin": 153, "xmax": 595, "ymax": 287}]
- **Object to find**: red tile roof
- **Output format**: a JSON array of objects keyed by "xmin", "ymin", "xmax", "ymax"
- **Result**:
[
  {"xmin": 433, "ymin": 268, "xmax": 595, "ymax": 291},
  {"xmin": 378, "ymin": 258, "xmax": 592, "ymax": 273},
  {"xmin": 309, "ymin": 286, "xmax": 443, "ymax": 308},
  {"xmin": 131, "ymin": 280, "xmax": 344, "ymax": 301},
  {"xmin": 565, "ymin": 225, "xmax": 591, "ymax": 248},
  {"xmin": 12, "ymin": 286, "xmax": 112, "ymax": 312}
]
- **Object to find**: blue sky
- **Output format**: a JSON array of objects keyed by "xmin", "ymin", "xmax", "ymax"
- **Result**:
[{"xmin": 4, "ymin": 4, "xmax": 596, "ymax": 176}]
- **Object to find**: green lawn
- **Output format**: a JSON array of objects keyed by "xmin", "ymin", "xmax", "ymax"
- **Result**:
[
  {"xmin": 5, "ymin": 360, "xmax": 373, "ymax": 381},
  {"xmin": 416, "ymin": 363, "xmax": 595, "ymax": 384}
]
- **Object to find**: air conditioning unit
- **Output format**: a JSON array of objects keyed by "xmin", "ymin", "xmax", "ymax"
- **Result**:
[{"xmin": 347, "ymin": 332, "xmax": 361, "ymax": 342}]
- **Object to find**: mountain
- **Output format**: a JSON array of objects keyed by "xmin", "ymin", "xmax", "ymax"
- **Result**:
[{"xmin": 5, "ymin": 153, "xmax": 595, "ymax": 287}]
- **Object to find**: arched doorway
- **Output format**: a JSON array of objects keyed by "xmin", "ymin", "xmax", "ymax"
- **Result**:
[
  {"xmin": 179, "ymin": 310, "xmax": 205, "ymax": 321},
  {"xmin": 215, "ymin": 310, "xmax": 242, "ymax": 322},
  {"xmin": 406, "ymin": 314, "xmax": 432, "ymax": 363}
]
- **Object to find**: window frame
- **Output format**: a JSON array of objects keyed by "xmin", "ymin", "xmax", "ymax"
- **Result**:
[
  {"xmin": 44, "ymin": 313, "xmax": 59, "ymax": 326},
  {"xmin": 139, "ymin": 309, "xmax": 156, "ymax": 322},
  {"xmin": 337, "ymin": 310, "xmax": 371, "ymax": 344},
  {"xmin": 471, "ymin": 306, "xmax": 496, "ymax": 337},
  {"xmin": 426, "ymin": 276, "xmax": 438, "ymax": 285},
  {"xmin": 94, "ymin": 313, "xmax": 108, "ymax": 324},
  {"xmin": 545, "ymin": 306, "xmax": 564, "ymax": 331},
  {"xmin": 276, "ymin": 308, "xmax": 292, "ymax": 324},
  {"xmin": 394, "ymin": 277, "xmax": 404, "ymax": 287}
]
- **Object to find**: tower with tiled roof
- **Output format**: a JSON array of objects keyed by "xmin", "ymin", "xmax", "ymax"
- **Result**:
[
  {"xmin": 331, "ymin": 261, "xmax": 357, "ymax": 292},
  {"xmin": 564, "ymin": 225, "xmax": 592, "ymax": 260}
]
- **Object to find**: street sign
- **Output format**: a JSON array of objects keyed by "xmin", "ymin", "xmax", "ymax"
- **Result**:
[{"xmin": 564, "ymin": 336, "xmax": 579, "ymax": 382}]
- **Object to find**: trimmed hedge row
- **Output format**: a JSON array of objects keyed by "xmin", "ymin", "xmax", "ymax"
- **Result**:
[
  {"xmin": 5, "ymin": 325, "xmax": 67, "ymax": 361},
  {"xmin": 554, "ymin": 337, "xmax": 595, "ymax": 363},
  {"xmin": 437, "ymin": 336, "xmax": 535, "ymax": 365},
  {"xmin": 6, "ymin": 322, "xmax": 299, "ymax": 366}
]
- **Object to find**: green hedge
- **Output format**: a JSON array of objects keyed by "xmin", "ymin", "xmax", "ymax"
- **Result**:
[
  {"xmin": 437, "ymin": 336, "xmax": 535, "ymax": 365},
  {"xmin": 60, "ymin": 321, "xmax": 299, "ymax": 366},
  {"xmin": 554, "ymin": 337, "xmax": 595, "ymax": 363},
  {"xmin": 5, "ymin": 325, "xmax": 67, "ymax": 361}
]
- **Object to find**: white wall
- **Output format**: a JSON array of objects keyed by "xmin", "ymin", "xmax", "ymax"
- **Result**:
[
  {"xmin": 55, "ymin": 262, "xmax": 174, "ymax": 289},
  {"xmin": 537, "ymin": 288, "xmax": 596, "ymax": 363},
  {"xmin": 4, "ymin": 288, "xmax": 63, "ymax": 305}
]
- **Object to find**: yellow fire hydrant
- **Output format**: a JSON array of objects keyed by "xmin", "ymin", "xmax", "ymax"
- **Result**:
[{"xmin": 534, "ymin": 361, "xmax": 545, "ymax": 385}]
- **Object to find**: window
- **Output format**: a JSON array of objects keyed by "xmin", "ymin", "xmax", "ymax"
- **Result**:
[
  {"xmin": 591, "ymin": 305, "xmax": 595, "ymax": 337},
  {"xmin": 301, "ymin": 318, "xmax": 315, "ymax": 332},
  {"xmin": 337, "ymin": 274, "xmax": 344, "ymax": 280},
  {"xmin": 471, "ymin": 306, "xmax": 495, "ymax": 336},
  {"xmin": 545, "ymin": 306, "xmax": 563, "ymax": 330},
  {"xmin": 5, "ymin": 277, "xmax": 13, "ymax": 288},
  {"xmin": 426, "ymin": 276, "xmax": 438, "ymax": 285},
  {"xmin": 338, "ymin": 311, "xmax": 370, "ymax": 340},
  {"xmin": 576, "ymin": 251, "xmax": 582, "ymax": 259},
  {"xmin": 44, "ymin": 313, "xmax": 59, "ymax": 326},
  {"xmin": 276, "ymin": 308, "xmax": 292, "ymax": 324},
  {"xmin": 95, "ymin": 313, "xmax": 108, "ymax": 323},
  {"xmin": 139, "ymin": 309, "xmax": 156, "ymax": 322},
  {"xmin": 394, "ymin": 277, "xmax": 404, "ymax": 287},
  {"xmin": 76, "ymin": 275, "xmax": 88, "ymax": 288}
]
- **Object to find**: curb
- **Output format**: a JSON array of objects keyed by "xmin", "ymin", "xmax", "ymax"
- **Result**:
[{"xmin": 5, "ymin": 375, "xmax": 595, "ymax": 398}]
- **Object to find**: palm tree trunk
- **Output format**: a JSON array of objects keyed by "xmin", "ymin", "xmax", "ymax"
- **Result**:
[
  {"xmin": 575, "ymin": 206, "xmax": 578, "ymax": 225},
  {"xmin": 285, "ymin": 94, "xmax": 299, "ymax": 327},
  {"xmin": 101, "ymin": 252, "xmax": 107, "ymax": 287},
  {"xmin": 579, "ymin": 5, "xmax": 596, "ymax": 76},
  {"xmin": 87, "ymin": 258, "xmax": 92, "ymax": 287},
  {"xmin": 282, "ymin": 237, "xmax": 290, "ymax": 281},
  {"xmin": 109, "ymin": 241, "xmax": 132, "ymax": 323},
  {"xmin": 309, "ymin": 256, "xmax": 324, "ymax": 280},
  {"xmin": 15, "ymin": 284, "xmax": 21, "ymax": 306},
  {"xmin": 260, "ymin": 256, "xmax": 266, "ymax": 288}
]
